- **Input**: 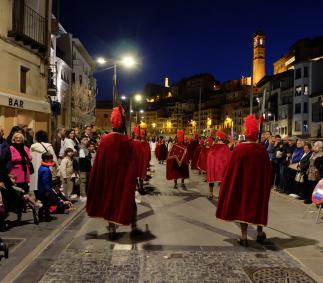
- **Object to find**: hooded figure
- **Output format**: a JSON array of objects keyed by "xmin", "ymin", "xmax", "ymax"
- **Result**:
[
  {"xmin": 166, "ymin": 130, "xmax": 189, "ymax": 188},
  {"xmin": 187, "ymin": 133, "xmax": 199, "ymax": 161},
  {"xmin": 87, "ymin": 106, "xmax": 139, "ymax": 238},
  {"xmin": 216, "ymin": 115, "xmax": 273, "ymax": 247}
]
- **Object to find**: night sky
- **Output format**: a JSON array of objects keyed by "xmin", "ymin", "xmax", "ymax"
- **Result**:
[{"xmin": 53, "ymin": 0, "xmax": 323, "ymax": 100}]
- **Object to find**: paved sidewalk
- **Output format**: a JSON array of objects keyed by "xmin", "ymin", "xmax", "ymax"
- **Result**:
[{"xmin": 0, "ymin": 200, "xmax": 85, "ymax": 282}]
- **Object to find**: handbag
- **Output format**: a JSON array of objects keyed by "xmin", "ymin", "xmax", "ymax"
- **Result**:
[
  {"xmin": 288, "ymin": 163, "xmax": 298, "ymax": 171},
  {"xmin": 295, "ymin": 172, "xmax": 304, "ymax": 183}
]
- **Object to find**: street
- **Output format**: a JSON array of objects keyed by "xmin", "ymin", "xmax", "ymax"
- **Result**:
[{"xmin": 1, "ymin": 156, "xmax": 321, "ymax": 283}]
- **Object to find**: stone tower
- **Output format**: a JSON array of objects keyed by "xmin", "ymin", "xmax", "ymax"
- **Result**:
[
  {"xmin": 253, "ymin": 31, "xmax": 266, "ymax": 85},
  {"xmin": 165, "ymin": 77, "xmax": 169, "ymax": 87}
]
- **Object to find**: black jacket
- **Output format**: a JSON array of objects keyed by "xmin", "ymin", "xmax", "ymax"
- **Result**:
[{"xmin": 299, "ymin": 152, "xmax": 312, "ymax": 173}]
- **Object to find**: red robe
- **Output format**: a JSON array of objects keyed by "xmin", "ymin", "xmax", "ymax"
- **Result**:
[
  {"xmin": 166, "ymin": 144, "xmax": 189, "ymax": 180},
  {"xmin": 216, "ymin": 143, "xmax": 273, "ymax": 226},
  {"xmin": 133, "ymin": 139, "xmax": 146, "ymax": 179},
  {"xmin": 187, "ymin": 139, "xmax": 199, "ymax": 161},
  {"xmin": 141, "ymin": 140, "xmax": 151, "ymax": 174},
  {"xmin": 157, "ymin": 143, "xmax": 168, "ymax": 161},
  {"xmin": 191, "ymin": 145, "xmax": 203, "ymax": 170},
  {"xmin": 207, "ymin": 144, "xmax": 231, "ymax": 183},
  {"xmin": 197, "ymin": 147, "xmax": 209, "ymax": 172},
  {"xmin": 155, "ymin": 142, "xmax": 160, "ymax": 159},
  {"xmin": 87, "ymin": 133, "xmax": 139, "ymax": 225}
]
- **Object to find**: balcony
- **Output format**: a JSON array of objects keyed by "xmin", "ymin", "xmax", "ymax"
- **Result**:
[{"xmin": 8, "ymin": 0, "xmax": 47, "ymax": 52}]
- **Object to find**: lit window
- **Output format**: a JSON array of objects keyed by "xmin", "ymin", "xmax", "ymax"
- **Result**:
[{"xmin": 304, "ymin": 85, "xmax": 309, "ymax": 95}]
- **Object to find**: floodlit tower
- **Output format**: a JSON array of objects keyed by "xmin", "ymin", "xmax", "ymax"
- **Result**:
[{"xmin": 253, "ymin": 31, "xmax": 266, "ymax": 85}]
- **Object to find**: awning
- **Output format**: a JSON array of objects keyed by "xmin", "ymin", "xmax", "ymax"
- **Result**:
[{"xmin": 0, "ymin": 91, "xmax": 50, "ymax": 114}]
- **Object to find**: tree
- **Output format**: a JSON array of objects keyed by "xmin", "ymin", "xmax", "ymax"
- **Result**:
[{"xmin": 71, "ymin": 83, "xmax": 96, "ymax": 127}]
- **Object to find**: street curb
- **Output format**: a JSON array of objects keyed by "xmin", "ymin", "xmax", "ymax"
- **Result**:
[{"xmin": 0, "ymin": 203, "xmax": 86, "ymax": 283}]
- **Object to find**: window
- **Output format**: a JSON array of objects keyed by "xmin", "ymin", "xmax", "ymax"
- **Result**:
[
  {"xmin": 304, "ymin": 85, "xmax": 309, "ymax": 95},
  {"xmin": 304, "ymin": 66, "xmax": 308, "ymax": 78},
  {"xmin": 295, "ymin": 86, "xmax": 302, "ymax": 96},
  {"xmin": 295, "ymin": 68, "xmax": 302, "ymax": 79},
  {"xmin": 304, "ymin": 120, "xmax": 308, "ymax": 133},
  {"xmin": 295, "ymin": 103, "xmax": 301, "ymax": 114},
  {"xmin": 295, "ymin": 121, "xmax": 301, "ymax": 131},
  {"xmin": 303, "ymin": 102, "xmax": 308, "ymax": 113},
  {"xmin": 20, "ymin": 66, "xmax": 29, "ymax": 93}
]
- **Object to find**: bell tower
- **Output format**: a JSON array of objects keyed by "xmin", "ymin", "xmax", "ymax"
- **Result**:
[{"xmin": 253, "ymin": 31, "xmax": 266, "ymax": 85}]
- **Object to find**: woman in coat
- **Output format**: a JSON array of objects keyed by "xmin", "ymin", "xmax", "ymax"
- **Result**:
[
  {"xmin": 7, "ymin": 132, "xmax": 33, "ymax": 194},
  {"xmin": 30, "ymin": 131, "xmax": 58, "ymax": 192}
]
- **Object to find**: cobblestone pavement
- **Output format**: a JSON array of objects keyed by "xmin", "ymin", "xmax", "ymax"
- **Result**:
[
  {"xmin": 39, "ymin": 246, "xmax": 313, "ymax": 283},
  {"xmin": 14, "ymin": 157, "xmax": 323, "ymax": 283}
]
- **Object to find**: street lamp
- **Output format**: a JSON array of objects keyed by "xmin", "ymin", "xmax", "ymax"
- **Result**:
[
  {"xmin": 124, "ymin": 93, "xmax": 143, "ymax": 134},
  {"xmin": 268, "ymin": 112, "xmax": 276, "ymax": 134},
  {"xmin": 96, "ymin": 55, "xmax": 137, "ymax": 106}
]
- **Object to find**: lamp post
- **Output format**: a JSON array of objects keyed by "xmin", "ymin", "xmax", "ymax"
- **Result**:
[
  {"xmin": 268, "ymin": 112, "xmax": 276, "ymax": 134},
  {"xmin": 96, "ymin": 56, "xmax": 136, "ymax": 106},
  {"xmin": 121, "ymin": 93, "xmax": 143, "ymax": 135}
]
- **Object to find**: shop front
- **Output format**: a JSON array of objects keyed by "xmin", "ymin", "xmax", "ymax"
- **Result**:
[{"xmin": 0, "ymin": 90, "xmax": 50, "ymax": 136}]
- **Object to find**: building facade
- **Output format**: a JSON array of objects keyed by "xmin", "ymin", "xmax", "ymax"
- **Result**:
[{"xmin": 0, "ymin": 0, "xmax": 52, "ymax": 135}]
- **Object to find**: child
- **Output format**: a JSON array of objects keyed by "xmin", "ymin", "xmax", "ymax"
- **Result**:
[
  {"xmin": 49, "ymin": 179, "xmax": 73, "ymax": 214},
  {"xmin": 88, "ymin": 141, "xmax": 96, "ymax": 168},
  {"xmin": 59, "ymin": 148, "xmax": 74, "ymax": 199},
  {"xmin": 37, "ymin": 152, "xmax": 55, "ymax": 221},
  {"xmin": 78, "ymin": 136, "xmax": 91, "ymax": 202}
]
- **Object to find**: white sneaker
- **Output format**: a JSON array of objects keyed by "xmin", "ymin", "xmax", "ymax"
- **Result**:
[
  {"xmin": 80, "ymin": 196, "xmax": 87, "ymax": 202},
  {"xmin": 135, "ymin": 191, "xmax": 142, "ymax": 204},
  {"xmin": 70, "ymin": 194, "xmax": 78, "ymax": 200},
  {"xmin": 289, "ymin": 193, "xmax": 299, "ymax": 198}
]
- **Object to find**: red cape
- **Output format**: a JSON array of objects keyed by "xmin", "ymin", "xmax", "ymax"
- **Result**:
[
  {"xmin": 207, "ymin": 143, "xmax": 231, "ymax": 183},
  {"xmin": 187, "ymin": 139, "xmax": 199, "ymax": 160},
  {"xmin": 133, "ymin": 140, "xmax": 146, "ymax": 179},
  {"xmin": 191, "ymin": 145, "xmax": 203, "ymax": 170},
  {"xmin": 166, "ymin": 144, "xmax": 189, "ymax": 180},
  {"xmin": 86, "ymin": 133, "xmax": 138, "ymax": 225},
  {"xmin": 197, "ymin": 147, "xmax": 209, "ymax": 172},
  {"xmin": 216, "ymin": 143, "xmax": 273, "ymax": 226},
  {"xmin": 141, "ymin": 140, "xmax": 151, "ymax": 174},
  {"xmin": 157, "ymin": 143, "xmax": 168, "ymax": 161}
]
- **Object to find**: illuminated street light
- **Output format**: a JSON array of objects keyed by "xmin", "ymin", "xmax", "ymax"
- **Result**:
[
  {"xmin": 134, "ymin": 94, "xmax": 143, "ymax": 102},
  {"xmin": 121, "ymin": 95, "xmax": 127, "ymax": 100},
  {"xmin": 96, "ymin": 55, "xmax": 137, "ymax": 106},
  {"xmin": 140, "ymin": 109, "xmax": 144, "ymax": 114}
]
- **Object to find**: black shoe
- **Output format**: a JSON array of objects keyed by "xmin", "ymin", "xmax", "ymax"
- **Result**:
[
  {"xmin": 237, "ymin": 238, "xmax": 248, "ymax": 247},
  {"xmin": 256, "ymin": 232, "xmax": 267, "ymax": 244},
  {"xmin": 173, "ymin": 184, "xmax": 178, "ymax": 189},
  {"xmin": 181, "ymin": 183, "xmax": 187, "ymax": 190},
  {"xmin": 130, "ymin": 228, "xmax": 142, "ymax": 238}
]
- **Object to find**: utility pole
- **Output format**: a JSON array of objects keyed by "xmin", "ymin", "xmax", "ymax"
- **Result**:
[
  {"xmin": 198, "ymin": 88, "xmax": 201, "ymax": 134},
  {"xmin": 250, "ymin": 35, "xmax": 254, "ymax": 114}
]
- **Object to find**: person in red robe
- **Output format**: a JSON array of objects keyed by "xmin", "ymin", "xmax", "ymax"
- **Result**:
[
  {"xmin": 197, "ymin": 137, "xmax": 213, "ymax": 173},
  {"xmin": 166, "ymin": 130, "xmax": 189, "ymax": 189},
  {"xmin": 187, "ymin": 134, "xmax": 199, "ymax": 161},
  {"xmin": 216, "ymin": 115, "xmax": 272, "ymax": 247},
  {"xmin": 157, "ymin": 138, "xmax": 168, "ymax": 164},
  {"xmin": 132, "ymin": 126, "xmax": 146, "ymax": 194},
  {"xmin": 191, "ymin": 139, "xmax": 204, "ymax": 171},
  {"xmin": 86, "ymin": 106, "xmax": 139, "ymax": 239},
  {"xmin": 206, "ymin": 131, "xmax": 231, "ymax": 200},
  {"xmin": 140, "ymin": 129, "xmax": 151, "ymax": 181}
]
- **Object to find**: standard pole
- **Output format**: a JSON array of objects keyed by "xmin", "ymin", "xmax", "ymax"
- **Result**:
[
  {"xmin": 198, "ymin": 88, "xmax": 201, "ymax": 134},
  {"xmin": 250, "ymin": 35, "xmax": 254, "ymax": 114},
  {"xmin": 113, "ymin": 63, "xmax": 117, "ymax": 106},
  {"xmin": 129, "ymin": 98, "xmax": 132, "ymax": 135}
]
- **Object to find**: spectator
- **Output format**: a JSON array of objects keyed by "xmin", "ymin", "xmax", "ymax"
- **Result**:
[
  {"xmin": 286, "ymin": 139, "xmax": 304, "ymax": 195},
  {"xmin": 30, "ymin": 130, "xmax": 58, "ymax": 193},
  {"xmin": 270, "ymin": 135, "xmax": 283, "ymax": 190},
  {"xmin": 73, "ymin": 127, "xmax": 80, "ymax": 149},
  {"xmin": 59, "ymin": 148, "xmax": 74, "ymax": 199},
  {"xmin": 83, "ymin": 125, "xmax": 92, "ymax": 140},
  {"xmin": 296, "ymin": 142, "xmax": 312, "ymax": 199},
  {"xmin": 304, "ymin": 141, "xmax": 323, "ymax": 204},
  {"xmin": 7, "ymin": 132, "xmax": 33, "ymax": 194},
  {"xmin": 263, "ymin": 131, "xmax": 272, "ymax": 150},
  {"xmin": 0, "ymin": 126, "xmax": 22, "ymax": 165},
  {"xmin": 78, "ymin": 136, "xmax": 92, "ymax": 202},
  {"xmin": 25, "ymin": 128, "xmax": 34, "ymax": 148},
  {"xmin": 37, "ymin": 152, "xmax": 56, "ymax": 221},
  {"xmin": 64, "ymin": 129, "xmax": 78, "ymax": 154},
  {"xmin": 53, "ymin": 127, "xmax": 66, "ymax": 159},
  {"xmin": 50, "ymin": 178, "xmax": 73, "ymax": 213},
  {"xmin": 88, "ymin": 141, "xmax": 96, "ymax": 167}
]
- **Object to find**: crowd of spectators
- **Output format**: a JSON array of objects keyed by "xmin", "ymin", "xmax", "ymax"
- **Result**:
[
  {"xmin": 263, "ymin": 131, "xmax": 323, "ymax": 204},
  {"xmin": 0, "ymin": 124, "xmax": 98, "ymax": 231}
]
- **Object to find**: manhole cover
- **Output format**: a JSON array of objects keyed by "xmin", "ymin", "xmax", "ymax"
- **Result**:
[
  {"xmin": 1, "ymin": 238, "xmax": 24, "ymax": 252},
  {"xmin": 244, "ymin": 267, "xmax": 316, "ymax": 283}
]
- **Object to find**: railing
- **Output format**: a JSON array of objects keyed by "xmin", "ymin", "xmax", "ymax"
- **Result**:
[{"xmin": 9, "ymin": 0, "xmax": 47, "ymax": 51}]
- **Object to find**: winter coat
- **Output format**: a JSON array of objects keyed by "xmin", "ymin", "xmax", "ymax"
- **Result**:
[
  {"xmin": 291, "ymin": 147, "xmax": 304, "ymax": 164},
  {"xmin": 59, "ymin": 157, "xmax": 74, "ymax": 179},
  {"xmin": 29, "ymin": 142, "xmax": 58, "ymax": 191},
  {"xmin": 37, "ymin": 165, "xmax": 53, "ymax": 197},
  {"xmin": 9, "ymin": 145, "xmax": 32, "ymax": 183}
]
